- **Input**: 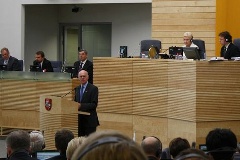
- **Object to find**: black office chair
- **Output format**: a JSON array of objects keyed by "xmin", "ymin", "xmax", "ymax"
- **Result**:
[
  {"xmin": 192, "ymin": 39, "xmax": 206, "ymax": 59},
  {"xmin": 50, "ymin": 61, "xmax": 62, "ymax": 72},
  {"xmin": 233, "ymin": 38, "xmax": 240, "ymax": 51},
  {"xmin": 140, "ymin": 40, "xmax": 161, "ymax": 58},
  {"xmin": 18, "ymin": 60, "xmax": 24, "ymax": 71}
]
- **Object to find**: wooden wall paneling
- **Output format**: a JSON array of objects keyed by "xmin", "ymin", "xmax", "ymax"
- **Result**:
[
  {"xmin": 97, "ymin": 112, "xmax": 133, "ymax": 138},
  {"xmin": 168, "ymin": 119, "xmax": 196, "ymax": 147},
  {"xmin": 94, "ymin": 58, "xmax": 133, "ymax": 114},
  {"xmin": 0, "ymin": 78, "xmax": 74, "ymax": 135},
  {"xmin": 152, "ymin": 0, "xmax": 216, "ymax": 58},
  {"xmin": 132, "ymin": 59, "xmax": 168, "ymax": 117},
  {"xmin": 167, "ymin": 60, "xmax": 196, "ymax": 121},
  {"xmin": 196, "ymin": 61, "xmax": 240, "ymax": 121},
  {"xmin": 196, "ymin": 120, "xmax": 240, "ymax": 148},
  {"xmin": 133, "ymin": 115, "xmax": 168, "ymax": 147}
]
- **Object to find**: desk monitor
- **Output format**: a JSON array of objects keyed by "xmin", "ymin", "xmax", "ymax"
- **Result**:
[
  {"xmin": 199, "ymin": 144, "xmax": 208, "ymax": 152},
  {"xmin": 64, "ymin": 66, "xmax": 75, "ymax": 73},
  {"xmin": 183, "ymin": 47, "xmax": 200, "ymax": 60},
  {"xmin": 36, "ymin": 150, "xmax": 60, "ymax": 160},
  {"xmin": 169, "ymin": 46, "xmax": 183, "ymax": 56},
  {"xmin": 30, "ymin": 65, "xmax": 40, "ymax": 72},
  {"xmin": 0, "ymin": 64, "xmax": 7, "ymax": 71}
]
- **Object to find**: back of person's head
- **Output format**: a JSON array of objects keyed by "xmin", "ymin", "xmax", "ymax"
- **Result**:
[
  {"xmin": 29, "ymin": 130, "xmax": 45, "ymax": 153},
  {"xmin": 206, "ymin": 128, "xmax": 237, "ymax": 160},
  {"xmin": 161, "ymin": 147, "xmax": 171, "ymax": 159},
  {"xmin": 6, "ymin": 130, "xmax": 31, "ymax": 154},
  {"xmin": 55, "ymin": 129, "xmax": 74, "ymax": 153},
  {"xmin": 66, "ymin": 137, "xmax": 86, "ymax": 160},
  {"xmin": 174, "ymin": 148, "xmax": 210, "ymax": 160},
  {"xmin": 218, "ymin": 31, "xmax": 232, "ymax": 43},
  {"xmin": 141, "ymin": 136, "xmax": 162, "ymax": 159},
  {"xmin": 71, "ymin": 130, "xmax": 147, "ymax": 160},
  {"xmin": 169, "ymin": 137, "xmax": 191, "ymax": 158}
]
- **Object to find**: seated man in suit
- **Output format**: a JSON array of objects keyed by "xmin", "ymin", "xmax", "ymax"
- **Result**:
[
  {"xmin": 6, "ymin": 130, "xmax": 36, "ymax": 160},
  {"xmin": 0, "ymin": 47, "xmax": 20, "ymax": 71},
  {"xmin": 47, "ymin": 129, "xmax": 74, "ymax": 160},
  {"xmin": 33, "ymin": 51, "xmax": 53, "ymax": 72},
  {"xmin": 73, "ymin": 49, "xmax": 93, "ymax": 84},
  {"xmin": 219, "ymin": 31, "xmax": 240, "ymax": 59}
]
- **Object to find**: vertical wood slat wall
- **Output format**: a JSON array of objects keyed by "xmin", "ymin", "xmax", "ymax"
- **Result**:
[{"xmin": 152, "ymin": 0, "xmax": 216, "ymax": 58}]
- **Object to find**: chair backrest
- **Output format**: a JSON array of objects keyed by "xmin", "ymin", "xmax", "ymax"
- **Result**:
[
  {"xmin": 50, "ymin": 61, "xmax": 62, "ymax": 72},
  {"xmin": 140, "ymin": 40, "xmax": 161, "ymax": 57},
  {"xmin": 192, "ymin": 39, "xmax": 206, "ymax": 59},
  {"xmin": 233, "ymin": 38, "xmax": 240, "ymax": 51},
  {"xmin": 18, "ymin": 60, "xmax": 24, "ymax": 71}
]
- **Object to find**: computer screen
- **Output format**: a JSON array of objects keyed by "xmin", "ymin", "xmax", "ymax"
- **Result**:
[
  {"xmin": 183, "ymin": 47, "xmax": 200, "ymax": 60},
  {"xmin": 0, "ymin": 64, "xmax": 7, "ymax": 71},
  {"xmin": 199, "ymin": 144, "xmax": 208, "ymax": 152},
  {"xmin": 64, "ymin": 66, "xmax": 75, "ymax": 73},
  {"xmin": 30, "ymin": 65, "xmax": 40, "ymax": 72},
  {"xmin": 36, "ymin": 150, "xmax": 60, "ymax": 160},
  {"xmin": 169, "ymin": 46, "xmax": 183, "ymax": 56}
]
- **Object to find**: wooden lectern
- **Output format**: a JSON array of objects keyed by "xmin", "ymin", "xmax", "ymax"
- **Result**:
[{"xmin": 40, "ymin": 95, "xmax": 88, "ymax": 150}]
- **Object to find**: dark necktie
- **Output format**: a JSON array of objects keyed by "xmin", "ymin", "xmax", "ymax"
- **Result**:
[
  {"xmin": 223, "ymin": 47, "xmax": 227, "ymax": 57},
  {"xmin": 79, "ymin": 62, "xmax": 83, "ymax": 72},
  {"xmin": 80, "ymin": 62, "xmax": 83, "ymax": 69}
]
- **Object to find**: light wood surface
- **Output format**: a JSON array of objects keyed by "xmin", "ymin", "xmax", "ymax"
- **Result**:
[
  {"xmin": 152, "ymin": 0, "xmax": 216, "ymax": 58},
  {"xmin": 40, "ymin": 95, "xmax": 79, "ymax": 149},
  {"xmin": 94, "ymin": 58, "xmax": 240, "ymax": 148}
]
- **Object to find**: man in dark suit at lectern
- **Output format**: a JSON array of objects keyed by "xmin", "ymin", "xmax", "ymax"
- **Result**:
[
  {"xmin": 74, "ymin": 70, "xmax": 99, "ymax": 136},
  {"xmin": 73, "ymin": 49, "xmax": 93, "ymax": 84}
]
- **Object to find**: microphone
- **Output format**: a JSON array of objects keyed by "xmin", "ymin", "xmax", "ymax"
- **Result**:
[
  {"xmin": 61, "ymin": 87, "xmax": 77, "ymax": 98},
  {"xmin": 191, "ymin": 142, "xmax": 196, "ymax": 149}
]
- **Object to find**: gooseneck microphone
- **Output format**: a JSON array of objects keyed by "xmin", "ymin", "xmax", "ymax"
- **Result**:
[{"xmin": 61, "ymin": 87, "xmax": 77, "ymax": 98}]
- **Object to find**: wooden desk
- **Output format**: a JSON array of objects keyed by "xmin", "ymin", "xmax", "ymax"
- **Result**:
[
  {"xmin": 0, "ymin": 72, "xmax": 79, "ymax": 137},
  {"xmin": 93, "ymin": 58, "xmax": 240, "ymax": 147}
]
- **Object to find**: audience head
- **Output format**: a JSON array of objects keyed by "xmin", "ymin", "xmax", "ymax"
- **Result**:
[
  {"xmin": 71, "ymin": 130, "xmax": 147, "ymax": 160},
  {"xmin": 141, "ymin": 136, "xmax": 162, "ymax": 159},
  {"xmin": 161, "ymin": 147, "xmax": 171, "ymax": 159},
  {"xmin": 1, "ymin": 47, "xmax": 10, "ymax": 60},
  {"xmin": 183, "ymin": 32, "xmax": 193, "ymax": 47},
  {"xmin": 206, "ymin": 128, "xmax": 237, "ymax": 160},
  {"xmin": 174, "ymin": 148, "xmax": 210, "ymax": 160},
  {"xmin": 169, "ymin": 137, "xmax": 191, "ymax": 158},
  {"xmin": 29, "ymin": 130, "xmax": 45, "ymax": 154},
  {"xmin": 219, "ymin": 31, "xmax": 232, "ymax": 45},
  {"xmin": 78, "ymin": 70, "xmax": 89, "ymax": 85},
  {"xmin": 6, "ymin": 130, "xmax": 31, "ymax": 157},
  {"xmin": 55, "ymin": 129, "xmax": 74, "ymax": 154},
  {"xmin": 35, "ymin": 51, "xmax": 45, "ymax": 63},
  {"xmin": 78, "ymin": 49, "xmax": 88, "ymax": 62},
  {"xmin": 66, "ymin": 137, "xmax": 86, "ymax": 160}
]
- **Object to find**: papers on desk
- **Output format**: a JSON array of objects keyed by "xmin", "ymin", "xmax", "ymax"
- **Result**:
[
  {"xmin": 231, "ymin": 57, "xmax": 240, "ymax": 61},
  {"xmin": 209, "ymin": 57, "xmax": 226, "ymax": 61}
]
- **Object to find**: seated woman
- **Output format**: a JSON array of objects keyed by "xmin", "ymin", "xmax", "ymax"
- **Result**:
[{"xmin": 182, "ymin": 32, "xmax": 199, "ymax": 59}]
